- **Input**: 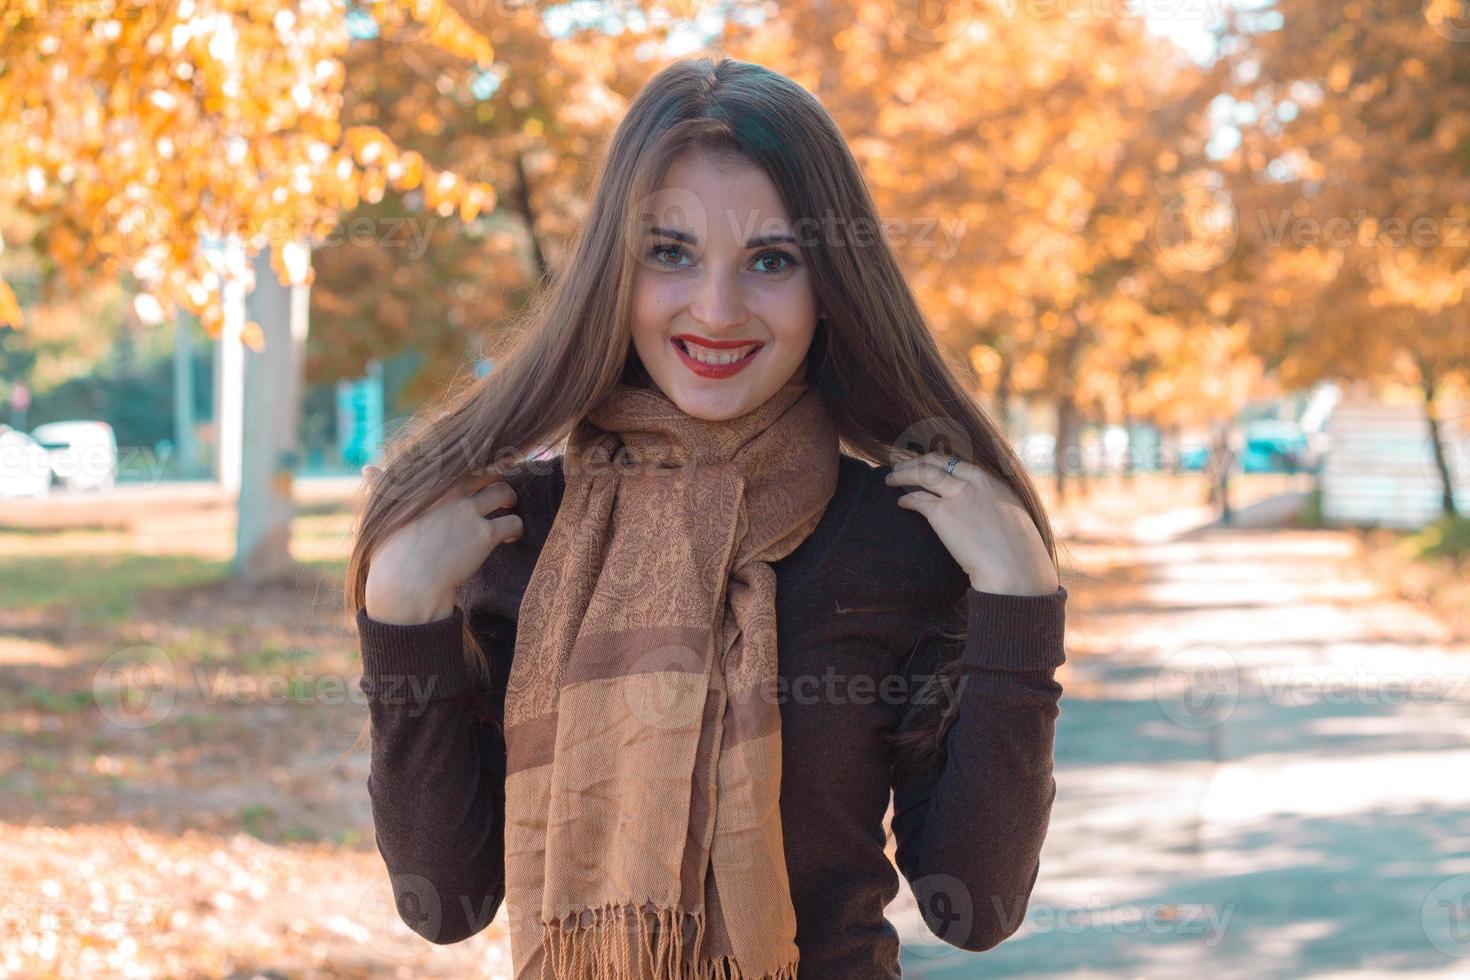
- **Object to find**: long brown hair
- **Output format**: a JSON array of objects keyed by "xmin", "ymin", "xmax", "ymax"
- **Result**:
[{"xmin": 343, "ymin": 55, "xmax": 1061, "ymax": 777}]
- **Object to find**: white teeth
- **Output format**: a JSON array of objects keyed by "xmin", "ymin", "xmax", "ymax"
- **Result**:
[{"xmin": 680, "ymin": 341, "xmax": 757, "ymax": 365}]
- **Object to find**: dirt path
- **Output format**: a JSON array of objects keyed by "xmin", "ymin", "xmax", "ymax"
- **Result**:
[{"xmin": 891, "ymin": 511, "xmax": 1470, "ymax": 978}]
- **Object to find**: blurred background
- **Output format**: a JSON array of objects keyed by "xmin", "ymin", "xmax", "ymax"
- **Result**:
[{"xmin": 0, "ymin": 0, "xmax": 1467, "ymax": 977}]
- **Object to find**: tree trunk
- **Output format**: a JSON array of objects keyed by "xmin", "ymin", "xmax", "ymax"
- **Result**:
[
  {"xmin": 173, "ymin": 311, "xmax": 198, "ymax": 478},
  {"xmin": 1207, "ymin": 424, "xmax": 1235, "ymax": 524},
  {"xmin": 1054, "ymin": 390, "xmax": 1075, "ymax": 502},
  {"xmin": 1421, "ymin": 371, "xmax": 1459, "ymax": 519},
  {"xmin": 213, "ymin": 245, "xmax": 246, "ymax": 493},
  {"xmin": 512, "ymin": 151, "xmax": 548, "ymax": 281},
  {"xmin": 235, "ymin": 243, "xmax": 311, "ymax": 583},
  {"xmin": 1121, "ymin": 410, "xmax": 1136, "ymax": 484},
  {"xmin": 1076, "ymin": 412, "xmax": 1092, "ymax": 498},
  {"xmin": 993, "ymin": 344, "xmax": 1012, "ymax": 437}
]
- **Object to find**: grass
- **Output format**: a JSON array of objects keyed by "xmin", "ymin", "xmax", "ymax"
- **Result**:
[
  {"xmin": 238, "ymin": 641, "xmax": 316, "ymax": 675},
  {"xmin": 0, "ymin": 551, "xmax": 228, "ymax": 623},
  {"xmin": 1292, "ymin": 486, "xmax": 1325, "ymax": 529},
  {"xmin": 0, "ymin": 497, "xmax": 519, "ymax": 977},
  {"xmin": 1351, "ymin": 512, "xmax": 1470, "ymax": 645},
  {"xmin": 0, "ymin": 505, "xmax": 367, "ymax": 831},
  {"xmin": 1408, "ymin": 514, "xmax": 1470, "ymax": 564},
  {"xmin": 1285, "ymin": 490, "xmax": 1467, "ymax": 631},
  {"xmin": 22, "ymin": 685, "xmax": 93, "ymax": 714}
]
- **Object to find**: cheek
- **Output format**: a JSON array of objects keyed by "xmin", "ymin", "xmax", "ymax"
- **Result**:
[
  {"xmin": 630, "ymin": 274, "xmax": 675, "ymax": 344},
  {"xmin": 754, "ymin": 282, "xmax": 818, "ymax": 346}
]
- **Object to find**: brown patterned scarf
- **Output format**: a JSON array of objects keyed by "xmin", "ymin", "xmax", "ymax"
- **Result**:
[{"xmin": 500, "ymin": 373, "xmax": 839, "ymax": 979}]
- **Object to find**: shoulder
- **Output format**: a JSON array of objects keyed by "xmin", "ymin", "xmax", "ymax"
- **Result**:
[
  {"xmin": 499, "ymin": 453, "xmax": 566, "ymax": 515},
  {"xmin": 453, "ymin": 454, "xmax": 566, "ymax": 621},
  {"xmin": 828, "ymin": 453, "xmax": 971, "ymax": 620}
]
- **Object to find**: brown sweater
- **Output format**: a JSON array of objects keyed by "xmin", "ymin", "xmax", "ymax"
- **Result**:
[{"xmin": 356, "ymin": 453, "xmax": 1067, "ymax": 978}]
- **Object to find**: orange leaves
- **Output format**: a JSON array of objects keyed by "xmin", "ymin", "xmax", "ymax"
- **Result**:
[
  {"xmin": 392, "ymin": 151, "xmax": 425, "ymax": 191},
  {"xmin": 422, "ymin": 169, "xmax": 457, "ymax": 213},
  {"xmin": 0, "ymin": 280, "xmax": 21, "ymax": 329},
  {"xmin": 340, "ymin": 125, "xmax": 490, "ymax": 219},
  {"xmin": 1224, "ymin": 0, "xmax": 1470, "ymax": 393},
  {"xmin": 359, "ymin": 0, "xmax": 496, "ymax": 67},
  {"xmin": 458, "ymin": 183, "xmax": 494, "ymax": 223},
  {"xmin": 0, "ymin": 0, "xmax": 499, "ymax": 345},
  {"xmin": 239, "ymin": 320, "xmax": 265, "ymax": 351}
]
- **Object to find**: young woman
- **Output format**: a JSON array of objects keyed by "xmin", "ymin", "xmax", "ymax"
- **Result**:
[{"xmin": 347, "ymin": 55, "xmax": 1067, "ymax": 980}]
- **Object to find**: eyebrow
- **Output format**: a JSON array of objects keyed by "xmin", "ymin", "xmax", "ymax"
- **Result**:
[{"xmin": 649, "ymin": 226, "xmax": 797, "ymax": 248}]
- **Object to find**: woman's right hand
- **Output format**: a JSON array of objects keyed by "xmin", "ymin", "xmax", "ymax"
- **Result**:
[{"xmin": 362, "ymin": 465, "xmax": 524, "ymax": 625}]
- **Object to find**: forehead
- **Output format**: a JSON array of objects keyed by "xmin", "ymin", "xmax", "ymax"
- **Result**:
[{"xmin": 646, "ymin": 149, "xmax": 792, "ymax": 237}]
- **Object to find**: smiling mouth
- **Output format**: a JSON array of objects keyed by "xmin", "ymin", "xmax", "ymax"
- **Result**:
[
  {"xmin": 672, "ymin": 338, "xmax": 764, "ymax": 364},
  {"xmin": 670, "ymin": 337, "xmax": 764, "ymax": 378}
]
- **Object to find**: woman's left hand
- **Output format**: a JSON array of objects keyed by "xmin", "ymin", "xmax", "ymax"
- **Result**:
[{"xmin": 885, "ymin": 452, "xmax": 1061, "ymax": 597}]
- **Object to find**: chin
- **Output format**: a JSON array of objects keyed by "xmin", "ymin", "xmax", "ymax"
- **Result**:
[{"xmin": 664, "ymin": 381, "xmax": 764, "ymax": 422}]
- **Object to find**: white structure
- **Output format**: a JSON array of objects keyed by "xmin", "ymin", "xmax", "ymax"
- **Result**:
[{"xmin": 1321, "ymin": 399, "xmax": 1469, "ymax": 528}]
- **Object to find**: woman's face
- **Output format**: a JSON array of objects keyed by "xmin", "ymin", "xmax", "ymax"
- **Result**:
[{"xmin": 629, "ymin": 149, "xmax": 820, "ymax": 422}]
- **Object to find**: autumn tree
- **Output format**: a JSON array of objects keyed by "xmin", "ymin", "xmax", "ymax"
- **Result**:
[
  {"xmin": 731, "ymin": 0, "xmax": 1248, "ymax": 497},
  {"xmin": 1223, "ymin": 0, "xmax": 1470, "ymax": 515},
  {"xmin": 0, "ymin": 0, "xmax": 501, "ymax": 579},
  {"xmin": 307, "ymin": 1, "xmax": 674, "ymax": 401}
]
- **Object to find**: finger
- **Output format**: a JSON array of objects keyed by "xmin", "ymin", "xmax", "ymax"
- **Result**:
[
  {"xmin": 911, "ymin": 451, "xmax": 975, "ymax": 488},
  {"xmin": 469, "ymin": 478, "xmax": 517, "ymax": 517},
  {"xmin": 486, "ymin": 512, "xmax": 524, "ymax": 544},
  {"xmin": 902, "ymin": 450, "xmax": 973, "ymax": 475},
  {"xmin": 894, "ymin": 489, "xmax": 938, "ymax": 513},
  {"xmin": 885, "ymin": 459, "xmax": 958, "ymax": 495},
  {"xmin": 361, "ymin": 464, "xmax": 382, "ymax": 485},
  {"xmin": 459, "ymin": 467, "xmax": 505, "ymax": 497}
]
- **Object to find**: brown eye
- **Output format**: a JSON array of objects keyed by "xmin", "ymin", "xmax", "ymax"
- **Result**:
[
  {"xmin": 755, "ymin": 250, "xmax": 797, "ymax": 273},
  {"xmin": 648, "ymin": 244, "xmax": 688, "ymax": 267}
]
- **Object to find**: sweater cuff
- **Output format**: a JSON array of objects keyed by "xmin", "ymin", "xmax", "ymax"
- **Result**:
[
  {"xmin": 356, "ymin": 605, "xmax": 471, "ymax": 703},
  {"xmin": 962, "ymin": 585, "xmax": 1068, "ymax": 672}
]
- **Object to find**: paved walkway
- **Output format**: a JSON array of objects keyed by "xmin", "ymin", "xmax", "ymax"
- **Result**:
[{"xmin": 889, "ymin": 504, "xmax": 1470, "ymax": 978}]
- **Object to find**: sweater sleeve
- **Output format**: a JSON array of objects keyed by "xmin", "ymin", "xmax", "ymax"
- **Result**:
[
  {"xmin": 355, "ymin": 457, "xmax": 562, "ymax": 945},
  {"xmin": 357, "ymin": 605, "xmax": 511, "ymax": 945},
  {"xmin": 888, "ymin": 584, "xmax": 1067, "ymax": 953}
]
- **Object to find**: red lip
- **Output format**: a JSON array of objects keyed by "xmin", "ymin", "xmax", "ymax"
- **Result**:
[
  {"xmin": 671, "ymin": 333, "xmax": 764, "ymax": 349},
  {"xmin": 671, "ymin": 336, "xmax": 763, "ymax": 379}
]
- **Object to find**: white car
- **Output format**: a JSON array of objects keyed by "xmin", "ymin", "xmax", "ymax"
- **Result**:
[
  {"xmin": 0, "ymin": 425, "xmax": 53, "ymax": 499},
  {"xmin": 30, "ymin": 420, "xmax": 118, "ymax": 492}
]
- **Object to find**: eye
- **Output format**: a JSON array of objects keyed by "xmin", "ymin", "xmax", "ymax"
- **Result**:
[
  {"xmin": 647, "ymin": 243, "xmax": 690, "ymax": 268},
  {"xmin": 754, "ymin": 249, "xmax": 799, "ymax": 274}
]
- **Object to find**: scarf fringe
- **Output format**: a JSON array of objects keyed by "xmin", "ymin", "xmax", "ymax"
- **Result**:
[{"xmin": 539, "ymin": 902, "xmax": 798, "ymax": 980}]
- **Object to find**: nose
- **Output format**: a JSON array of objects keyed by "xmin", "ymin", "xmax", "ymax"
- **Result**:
[{"xmin": 688, "ymin": 263, "xmax": 747, "ymax": 334}]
